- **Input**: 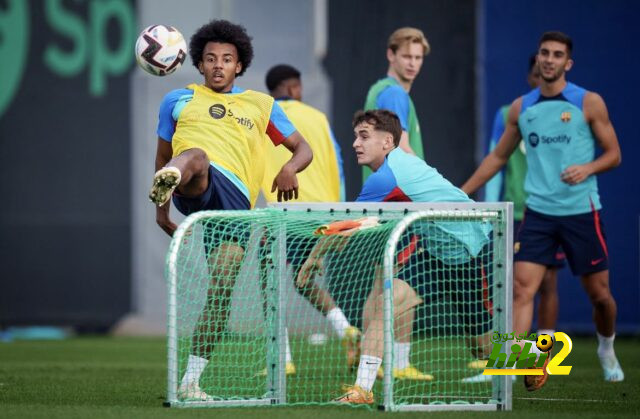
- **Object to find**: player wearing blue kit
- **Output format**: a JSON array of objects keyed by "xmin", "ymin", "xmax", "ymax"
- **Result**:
[
  {"xmin": 362, "ymin": 27, "xmax": 430, "ymax": 183},
  {"xmin": 148, "ymin": 20, "xmax": 312, "ymax": 401},
  {"xmin": 463, "ymin": 32, "xmax": 623, "ymax": 391},
  {"xmin": 298, "ymin": 110, "xmax": 493, "ymax": 404},
  {"xmin": 467, "ymin": 55, "xmax": 563, "ymax": 381}
]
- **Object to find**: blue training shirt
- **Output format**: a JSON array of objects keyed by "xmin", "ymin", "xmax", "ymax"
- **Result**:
[
  {"xmin": 518, "ymin": 82, "xmax": 601, "ymax": 216},
  {"xmin": 375, "ymin": 80, "xmax": 410, "ymax": 131},
  {"xmin": 357, "ymin": 148, "xmax": 491, "ymax": 264}
]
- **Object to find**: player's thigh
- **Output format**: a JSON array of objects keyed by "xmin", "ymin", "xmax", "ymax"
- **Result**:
[
  {"xmin": 557, "ymin": 210, "xmax": 609, "ymax": 276},
  {"xmin": 392, "ymin": 278, "xmax": 423, "ymax": 315},
  {"xmin": 514, "ymin": 208, "xmax": 561, "ymax": 266}
]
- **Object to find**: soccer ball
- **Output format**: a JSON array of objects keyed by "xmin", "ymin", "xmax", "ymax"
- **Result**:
[
  {"xmin": 135, "ymin": 25, "xmax": 187, "ymax": 76},
  {"xmin": 536, "ymin": 334, "xmax": 554, "ymax": 352}
]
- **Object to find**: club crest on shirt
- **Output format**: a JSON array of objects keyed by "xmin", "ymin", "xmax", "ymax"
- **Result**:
[{"xmin": 560, "ymin": 111, "xmax": 571, "ymax": 122}]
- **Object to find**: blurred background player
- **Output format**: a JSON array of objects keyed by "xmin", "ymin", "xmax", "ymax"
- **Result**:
[
  {"xmin": 463, "ymin": 31, "xmax": 623, "ymax": 391},
  {"xmin": 263, "ymin": 64, "xmax": 345, "ymax": 202},
  {"xmin": 362, "ymin": 27, "xmax": 430, "ymax": 183},
  {"xmin": 464, "ymin": 54, "xmax": 564, "ymax": 382},
  {"xmin": 298, "ymin": 110, "xmax": 493, "ymax": 404},
  {"xmin": 148, "ymin": 20, "xmax": 312, "ymax": 401},
  {"xmin": 260, "ymin": 64, "xmax": 359, "ymax": 375}
]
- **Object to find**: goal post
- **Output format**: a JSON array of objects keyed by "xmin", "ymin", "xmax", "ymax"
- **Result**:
[{"xmin": 164, "ymin": 202, "xmax": 513, "ymax": 411}]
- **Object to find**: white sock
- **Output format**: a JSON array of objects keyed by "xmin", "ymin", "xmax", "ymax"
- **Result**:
[
  {"xmin": 180, "ymin": 355, "xmax": 208, "ymax": 388},
  {"xmin": 597, "ymin": 332, "xmax": 615, "ymax": 358},
  {"xmin": 537, "ymin": 329, "xmax": 555, "ymax": 338},
  {"xmin": 355, "ymin": 355, "xmax": 382, "ymax": 391},
  {"xmin": 394, "ymin": 342, "xmax": 411, "ymax": 369},
  {"xmin": 326, "ymin": 308, "xmax": 350, "ymax": 339},
  {"xmin": 285, "ymin": 328, "xmax": 293, "ymax": 363}
]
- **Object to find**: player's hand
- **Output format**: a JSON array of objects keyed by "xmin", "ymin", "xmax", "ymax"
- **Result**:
[
  {"xmin": 561, "ymin": 164, "xmax": 592, "ymax": 185},
  {"xmin": 156, "ymin": 206, "xmax": 177, "ymax": 237},
  {"xmin": 271, "ymin": 163, "xmax": 299, "ymax": 202},
  {"xmin": 296, "ymin": 257, "xmax": 323, "ymax": 288}
]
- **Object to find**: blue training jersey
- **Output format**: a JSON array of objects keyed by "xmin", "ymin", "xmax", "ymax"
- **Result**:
[
  {"xmin": 357, "ymin": 148, "xmax": 491, "ymax": 264},
  {"xmin": 518, "ymin": 82, "xmax": 601, "ymax": 216},
  {"xmin": 375, "ymin": 80, "xmax": 411, "ymax": 131}
]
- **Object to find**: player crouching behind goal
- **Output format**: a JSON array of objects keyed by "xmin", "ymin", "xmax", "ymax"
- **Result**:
[{"xmin": 297, "ymin": 110, "xmax": 495, "ymax": 404}]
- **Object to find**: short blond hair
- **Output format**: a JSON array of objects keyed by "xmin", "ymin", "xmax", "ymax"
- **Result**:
[{"xmin": 388, "ymin": 27, "xmax": 430, "ymax": 55}]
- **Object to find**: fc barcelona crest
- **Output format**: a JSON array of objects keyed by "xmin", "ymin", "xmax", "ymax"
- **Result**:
[{"xmin": 560, "ymin": 112, "xmax": 571, "ymax": 122}]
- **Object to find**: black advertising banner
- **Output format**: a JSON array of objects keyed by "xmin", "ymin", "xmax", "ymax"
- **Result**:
[{"xmin": 0, "ymin": 0, "xmax": 136, "ymax": 329}]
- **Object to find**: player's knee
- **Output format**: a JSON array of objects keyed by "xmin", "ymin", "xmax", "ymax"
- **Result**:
[
  {"xmin": 513, "ymin": 273, "xmax": 536, "ymax": 303},
  {"xmin": 393, "ymin": 279, "xmax": 422, "ymax": 313},
  {"xmin": 211, "ymin": 244, "xmax": 245, "ymax": 278},
  {"xmin": 221, "ymin": 243, "xmax": 244, "ymax": 262},
  {"xmin": 195, "ymin": 150, "xmax": 210, "ymax": 170},
  {"xmin": 588, "ymin": 289, "xmax": 614, "ymax": 309}
]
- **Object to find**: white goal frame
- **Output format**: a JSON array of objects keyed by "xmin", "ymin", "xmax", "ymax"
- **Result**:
[{"xmin": 165, "ymin": 202, "xmax": 513, "ymax": 412}]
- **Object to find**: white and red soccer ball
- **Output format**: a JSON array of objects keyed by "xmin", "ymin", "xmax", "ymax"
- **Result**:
[{"xmin": 135, "ymin": 25, "xmax": 187, "ymax": 76}]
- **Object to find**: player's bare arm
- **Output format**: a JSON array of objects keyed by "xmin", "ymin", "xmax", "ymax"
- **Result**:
[
  {"xmin": 271, "ymin": 131, "xmax": 313, "ymax": 201},
  {"xmin": 296, "ymin": 235, "xmax": 350, "ymax": 287},
  {"xmin": 561, "ymin": 92, "xmax": 622, "ymax": 185},
  {"xmin": 398, "ymin": 131, "xmax": 415, "ymax": 155},
  {"xmin": 461, "ymin": 98, "xmax": 523, "ymax": 195},
  {"xmin": 155, "ymin": 138, "xmax": 178, "ymax": 236}
]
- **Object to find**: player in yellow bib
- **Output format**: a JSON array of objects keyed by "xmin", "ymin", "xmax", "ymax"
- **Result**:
[
  {"xmin": 259, "ymin": 64, "xmax": 361, "ymax": 375},
  {"xmin": 148, "ymin": 20, "xmax": 312, "ymax": 401}
]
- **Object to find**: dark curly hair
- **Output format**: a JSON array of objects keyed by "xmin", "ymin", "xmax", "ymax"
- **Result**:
[{"xmin": 189, "ymin": 20, "xmax": 254, "ymax": 77}]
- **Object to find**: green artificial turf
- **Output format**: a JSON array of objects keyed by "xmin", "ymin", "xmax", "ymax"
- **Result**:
[{"xmin": 0, "ymin": 336, "xmax": 637, "ymax": 418}]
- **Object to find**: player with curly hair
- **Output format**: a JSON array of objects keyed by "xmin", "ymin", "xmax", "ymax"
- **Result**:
[{"xmin": 148, "ymin": 20, "xmax": 312, "ymax": 401}]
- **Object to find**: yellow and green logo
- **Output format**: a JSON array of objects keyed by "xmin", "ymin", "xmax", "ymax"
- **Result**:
[{"xmin": 483, "ymin": 332, "xmax": 573, "ymax": 376}]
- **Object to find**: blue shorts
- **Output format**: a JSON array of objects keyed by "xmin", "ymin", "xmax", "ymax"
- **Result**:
[
  {"xmin": 172, "ymin": 165, "xmax": 250, "ymax": 253},
  {"xmin": 172, "ymin": 164, "xmax": 250, "ymax": 215},
  {"xmin": 514, "ymin": 220, "xmax": 565, "ymax": 269},
  {"xmin": 397, "ymin": 235, "xmax": 493, "ymax": 335},
  {"xmin": 514, "ymin": 208, "xmax": 609, "ymax": 276}
]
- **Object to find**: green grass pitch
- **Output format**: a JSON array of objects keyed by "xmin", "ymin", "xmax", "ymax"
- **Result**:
[{"xmin": 0, "ymin": 336, "xmax": 637, "ymax": 418}]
